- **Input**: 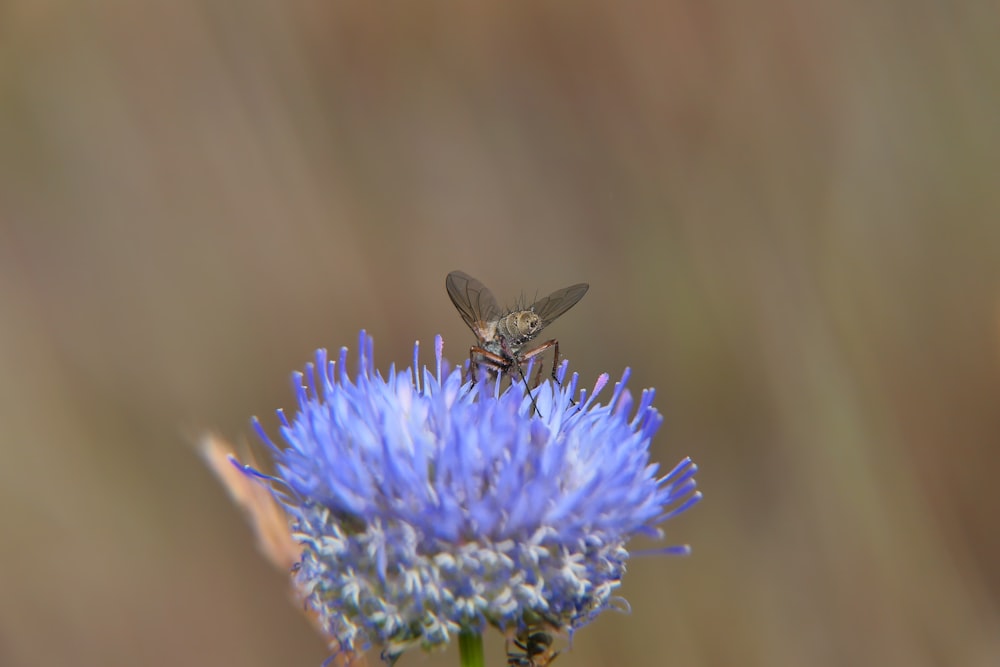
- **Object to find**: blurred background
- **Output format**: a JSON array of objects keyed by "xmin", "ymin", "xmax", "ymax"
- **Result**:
[{"xmin": 1, "ymin": 1, "xmax": 998, "ymax": 666}]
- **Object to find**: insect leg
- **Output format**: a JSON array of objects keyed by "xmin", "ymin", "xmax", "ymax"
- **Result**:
[
  {"xmin": 532, "ymin": 355, "xmax": 545, "ymax": 389},
  {"xmin": 548, "ymin": 340, "xmax": 562, "ymax": 383},
  {"xmin": 520, "ymin": 340, "xmax": 558, "ymax": 380},
  {"xmin": 505, "ymin": 637, "xmax": 531, "ymax": 667},
  {"xmin": 500, "ymin": 339, "xmax": 543, "ymax": 418},
  {"xmin": 520, "ymin": 339, "xmax": 578, "ymax": 408},
  {"xmin": 548, "ymin": 339, "xmax": 578, "ymax": 409},
  {"xmin": 468, "ymin": 346, "xmax": 507, "ymax": 386}
]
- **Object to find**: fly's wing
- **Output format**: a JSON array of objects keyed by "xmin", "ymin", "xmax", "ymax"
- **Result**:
[
  {"xmin": 530, "ymin": 283, "xmax": 589, "ymax": 329},
  {"xmin": 446, "ymin": 271, "xmax": 501, "ymax": 342}
]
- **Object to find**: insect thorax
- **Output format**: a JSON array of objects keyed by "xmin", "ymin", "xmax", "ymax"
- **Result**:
[{"xmin": 497, "ymin": 310, "xmax": 543, "ymax": 346}]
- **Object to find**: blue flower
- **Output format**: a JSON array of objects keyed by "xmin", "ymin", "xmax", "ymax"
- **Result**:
[{"xmin": 237, "ymin": 331, "xmax": 700, "ymax": 660}]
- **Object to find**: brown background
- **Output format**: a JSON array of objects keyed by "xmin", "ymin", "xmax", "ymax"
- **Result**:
[{"xmin": 1, "ymin": 2, "xmax": 998, "ymax": 666}]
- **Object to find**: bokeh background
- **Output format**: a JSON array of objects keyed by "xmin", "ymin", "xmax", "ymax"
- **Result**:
[{"xmin": 2, "ymin": 2, "xmax": 999, "ymax": 666}]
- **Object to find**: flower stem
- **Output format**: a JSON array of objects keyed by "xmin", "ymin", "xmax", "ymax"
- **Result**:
[{"xmin": 458, "ymin": 631, "xmax": 485, "ymax": 667}]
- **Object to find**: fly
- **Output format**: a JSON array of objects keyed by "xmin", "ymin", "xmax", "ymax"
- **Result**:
[
  {"xmin": 445, "ymin": 270, "xmax": 588, "ymax": 414},
  {"xmin": 506, "ymin": 630, "xmax": 560, "ymax": 667}
]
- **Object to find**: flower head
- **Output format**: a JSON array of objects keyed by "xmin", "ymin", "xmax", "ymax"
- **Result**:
[{"xmin": 236, "ymin": 331, "xmax": 699, "ymax": 661}]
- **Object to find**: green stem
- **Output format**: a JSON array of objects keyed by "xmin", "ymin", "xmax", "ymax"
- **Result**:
[{"xmin": 458, "ymin": 631, "xmax": 485, "ymax": 667}]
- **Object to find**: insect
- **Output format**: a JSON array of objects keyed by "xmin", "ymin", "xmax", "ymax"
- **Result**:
[
  {"xmin": 445, "ymin": 270, "xmax": 589, "ymax": 394},
  {"xmin": 506, "ymin": 630, "xmax": 560, "ymax": 667}
]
